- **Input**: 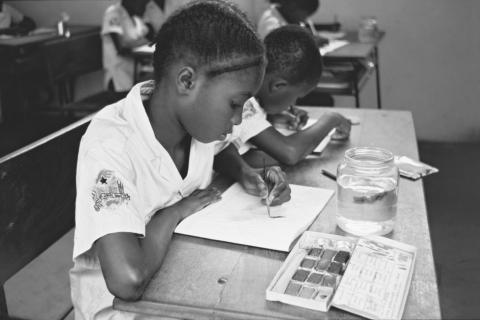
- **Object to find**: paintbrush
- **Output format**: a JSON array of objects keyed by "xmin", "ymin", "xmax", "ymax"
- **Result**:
[{"xmin": 263, "ymin": 158, "xmax": 272, "ymax": 217}]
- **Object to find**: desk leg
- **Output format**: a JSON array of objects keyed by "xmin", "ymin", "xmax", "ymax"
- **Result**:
[
  {"xmin": 354, "ymin": 76, "xmax": 360, "ymax": 108},
  {"xmin": 134, "ymin": 57, "xmax": 138, "ymax": 84},
  {"xmin": 0, "ymin": 284, "xmax": 7, "ymax": 316},
  {"xmin": 374, "ymin": 46, "xmax": 382, "ymax": 109}
]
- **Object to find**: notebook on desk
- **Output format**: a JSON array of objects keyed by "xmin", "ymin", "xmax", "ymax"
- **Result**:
[
  {"xmin": 175, "ymin": 183, "xmax": 334, "ymax": 252},
  {"xmin": 319, "ymin": 40, "xmax": 349, "ymax": 56}
]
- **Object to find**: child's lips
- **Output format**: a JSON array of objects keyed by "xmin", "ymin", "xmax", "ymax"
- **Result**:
[{"xmin": 219, "ymin": 128, "xmax": 233, "ymax": 140}]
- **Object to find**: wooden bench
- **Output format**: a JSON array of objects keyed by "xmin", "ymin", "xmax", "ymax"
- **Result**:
[{"xmin": 0, "ymin": 115, "xmax": 93, "ymax": 320}]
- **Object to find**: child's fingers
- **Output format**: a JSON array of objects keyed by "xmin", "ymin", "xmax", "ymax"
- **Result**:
[
  {"xmin": 195, "ymin": 187, "xmax": 222, "ymax": 207},
  {"xmin": 265, "ymin": 167, "xmax": 291, "ymax": 205},
  {"xmin": 268, "ymin": 181, "xmax": 291, "ymax": 206},
  {"xmin": 256, "ymin": 175, "xmax": 269, "ymax": 198},
  {"xmin": 242, "ymin": 173, "xmax": 268, "ymax": 198},
  {"xmin": 298, "ymin": 113, "xmax": 309, "ymax": 129}
]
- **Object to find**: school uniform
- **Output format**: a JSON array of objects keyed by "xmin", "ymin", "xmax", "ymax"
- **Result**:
[
  {"xmin": 225, "ymin": 97, "xmax": 271, "ymax": 155},
  {"xmin": 257, "ymin": 5, "xmax": 317, "ymax": 39},
  {"xmin": 101, "ymin": 3, "xmax": 149, "ymax": 92},
  {"xmin": 70, "ymin": 81, "xmax": 215, "ymax": 319},
  {"xmin": 0, "ymin": 3, "xmax": 23, "ymax": 29},
  {"xmin": 143, "ymin": 0, "xmax": 166, "ymax": 34},
  {"xmin": 257, "ymin": 4, "xmax": 287, "ymax": 39}
]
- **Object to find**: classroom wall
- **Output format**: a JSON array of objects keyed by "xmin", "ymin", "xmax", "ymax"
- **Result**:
[
  {"xmin": 7, "ymin": 0, "xmax": 480, "ymax": 142},
  {"xmin": 253, "ymin": 0, "xmax": 480, "ymax": 142}
]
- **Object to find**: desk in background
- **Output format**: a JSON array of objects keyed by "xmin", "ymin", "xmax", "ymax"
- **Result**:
[
  {"xmin": 313, "ymin": 31, "xmax": 384, "ymax": 109},
  {"xmin": 0, "ymin": 25, "xmax": 102, "ymax": 120},
  {"xmin": 132, "ymin": 31, "xmax": 384, "ymax": 109},
  {"xmin": 114, "ymin": 107, "xmax": 440, "ymax": 319}
]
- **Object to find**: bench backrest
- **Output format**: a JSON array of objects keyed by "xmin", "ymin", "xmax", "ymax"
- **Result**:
[{"xmin": 0, "ymin": 115, "xmax": 93, "ymax": 316}]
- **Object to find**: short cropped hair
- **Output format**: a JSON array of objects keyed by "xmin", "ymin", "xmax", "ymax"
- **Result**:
[
  {"xmin": 153, "ymin": 0, "xmax": 266, "ymax": 80},
  {"xmin": 270, "ymin": 0, "xmax": 319, "ymax": 16},
  {"xmin": 290, "ymin": 0, "xmax": 319, "ymax": 15},
  {"xmin": 264, "ymin": 25, "xmax": 322, "ymax": 85}
]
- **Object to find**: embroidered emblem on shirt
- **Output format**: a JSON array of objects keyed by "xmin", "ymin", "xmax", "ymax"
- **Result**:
[
  {"xmin": 243, "ymin": 100, "xmax": 260, "ymax": 120},
  {"xmin": 91, "ymin": 170, "xmax": 130, "ymax": 212},
  {"xmin": 108, "ymin": 17, "xmax": 120, "ymax": 26}
]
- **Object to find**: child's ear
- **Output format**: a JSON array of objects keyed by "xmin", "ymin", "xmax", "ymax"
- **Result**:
[
  {"xmin": 269, "ymin": 78, "xmax": 289, "ymax": 93},
  {"xmin": 176, "ymin": 67, "xmax": 197, "ymax": 94}
]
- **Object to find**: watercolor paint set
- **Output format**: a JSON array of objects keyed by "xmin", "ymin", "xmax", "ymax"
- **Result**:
[{"xmin": 266, "ymin": 231, "xmax": 417, "ymax": 320}]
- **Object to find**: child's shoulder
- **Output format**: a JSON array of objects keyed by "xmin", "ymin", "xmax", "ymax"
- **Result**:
[
  {"xmin": 104, "ymin": 3, "xmax": 127, "ymax": 20},
  {"xmin": 81, "ymin": 104, "xmax": 132, "ymax": 155}
]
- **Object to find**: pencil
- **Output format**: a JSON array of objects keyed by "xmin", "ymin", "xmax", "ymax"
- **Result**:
[
  {"xmin": 263, "ymin": 158, "xmax": 271, "ymax": 217},
  {"xmin": 321, "ymin": 169, "xmax": 337, "ymax": 181}
]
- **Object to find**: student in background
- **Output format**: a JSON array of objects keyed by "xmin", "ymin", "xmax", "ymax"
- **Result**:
[
  {"xmin": 102, "ymin": 0, "xmax": 153, "ymax": 93},
  {"xmin": 0, "ymin": 0, "xmax": 35, "ymax": 35},
  {"xmin": 70, "ymin": 1, "xmax": 290, "ymax": 318},
  {"xmin": 222, "ymin": 25, "xmax": 351, "ymax": 167},
  {"xmin": 257, "ymin": 0, "xmax": 327, "ymax": 46},
  {"xmin": 143, "ymin": 0, "xmax": 167, "ymax": 34}
]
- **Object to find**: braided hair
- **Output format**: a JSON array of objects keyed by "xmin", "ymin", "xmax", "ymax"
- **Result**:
[
  {"xmin": 153, "ymin": 0, "xmax": 266, "ymax": 81},
  {"xmin": 264, "ymin": 25, "xmax": 322, "ymax": 85}
]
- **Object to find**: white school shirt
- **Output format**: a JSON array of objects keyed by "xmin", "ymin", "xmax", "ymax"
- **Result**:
[
  {"xmin": 70, "ymin": 81, "xmax": 215, "ymax": 320},
  {"xmin": 143, "ymin": 0, "xmax": 166, "ymax": 33},
  {"xmin": 257, "ymin": 5, "xmax": 316, "ymax": 40},
  {"xmin": 0, "ymin": 3, "xmax": 23, "ymax": 29},
  {"xmin": 101, "ymin": 3, "xmax": 148, "ymax": 92},
  {"xmin": 257, "ymin": 5, "xmax": 287, "ymax": 39},
  {"xmin": 222, "ymin": 97, "xmax": 271, "ymax": 155}
]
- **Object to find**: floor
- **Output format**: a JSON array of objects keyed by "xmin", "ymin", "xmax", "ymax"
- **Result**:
[
  {"xmin": 1, "ymin": 113, "xmax": 479, "ymax": 319},
  {"xmin": 419, "ymin": 141, "xmax": 480, "ymax": 319}
]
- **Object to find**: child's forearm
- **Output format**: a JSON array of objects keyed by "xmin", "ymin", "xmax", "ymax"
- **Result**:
[
  {"xmin": 285, "ymin": 112, "xmax": 341, "ymax": 155},
  {"xmin": 95, "ymin": 207, "xmax": 183, "ymax": 302},
  {"xmin": 139, "ymin": 207, "xmax": 183, "ymax": 288},
  {"xmin": 251, "ymin": 113, "xmax": 341, "ymax": 166}
]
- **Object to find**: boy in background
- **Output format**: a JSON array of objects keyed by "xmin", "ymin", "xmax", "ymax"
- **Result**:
[
  {"xmin": 0, "ymin": 0, "xmax": 35, "ymax": 36},
  {"xmin": 222, "ymin": 25, "xmax": 351, "ymax": 167},
  {"xmin": 257, "ymin": 0, "xmax": 327, "ymax": 47},
  {"xmin": 143, "ymin": 0, "xmax": 167, "ymax": 34},
  {"xmin": 102, "ymin": 0, "xmax": 152, "ymax": 93}
]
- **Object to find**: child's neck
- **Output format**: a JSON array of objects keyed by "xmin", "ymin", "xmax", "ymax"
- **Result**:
[
  {"xmin": 146, "ymin": 86, "xmax": 189, "ymax": 154},
  {"xmin": 255, "ymin": 81, "xmax": 270, "ymax": 112}
]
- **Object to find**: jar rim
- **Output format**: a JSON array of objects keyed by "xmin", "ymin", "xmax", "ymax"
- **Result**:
[{"xmin": 345, "ymin": 147, "xmax": 394, "ymax": 167}]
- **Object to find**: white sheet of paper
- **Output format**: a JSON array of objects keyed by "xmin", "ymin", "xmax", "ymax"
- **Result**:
[
  {"xmin": 317, "ymin": 31, "xmax": 346, "ymax": 40},
  {"xmin": 319, "ymin": 40, "xmax": 349, "ymax": 55},
  {"xmin": 133, "ymin": 43, "xmax": 156, "ymax": 54},
  {"xmin": 275, "ymin": 119, "xmax": 335, "ymax": 153},
  {"xmin": 175, "ymin": 183, "xmax": 334, "ymax": 252}
]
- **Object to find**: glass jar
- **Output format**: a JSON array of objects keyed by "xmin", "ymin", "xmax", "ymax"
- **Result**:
[
  {"xmin": 336, "ymin": 147, "xmax": 399, "ymax": 236},
  {"xmin": 358, "ymin": 16, "xmax": 378, "ymax": 43}
]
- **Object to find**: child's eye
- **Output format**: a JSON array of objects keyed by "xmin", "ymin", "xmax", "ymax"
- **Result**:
[{"xmin": 230, "ymin": 102, "xmax": 242, "ymax": 109}]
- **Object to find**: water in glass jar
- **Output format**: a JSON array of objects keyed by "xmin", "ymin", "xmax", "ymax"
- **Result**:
[{"xmin": 337, "ymin": 174, "xmax": 397, "ymax": 236}]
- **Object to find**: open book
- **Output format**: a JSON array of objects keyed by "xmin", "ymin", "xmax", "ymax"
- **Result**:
[{"xmin": 175, "ymin": 183, "xmax": 334, "ymax": 252}]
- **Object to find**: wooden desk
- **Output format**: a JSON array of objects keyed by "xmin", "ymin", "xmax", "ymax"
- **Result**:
[
  {"xmin": 0, "ymin": 26, "xmax": 101, "ymax": 120},
  {"xmin": 315, "ymin": 31, "xmax": 384, "ymax": 109},
  {"xmin": 114, "ymin": 107, "xmax": 440, "ymax": 319}
]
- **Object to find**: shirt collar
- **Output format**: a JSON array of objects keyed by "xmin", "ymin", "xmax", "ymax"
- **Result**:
[
  {"xmin": 271, "ymin": 4, "xmax": 288, "ymax": 26},
  {"xmin": 122, "ymin": 80, "xmax": 164, "ymax": 161}
]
